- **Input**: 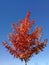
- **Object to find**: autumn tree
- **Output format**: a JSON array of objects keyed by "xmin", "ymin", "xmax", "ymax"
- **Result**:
[{"xmin": 2, "ymin": 12, "xmax": 47, "ymax": 65}]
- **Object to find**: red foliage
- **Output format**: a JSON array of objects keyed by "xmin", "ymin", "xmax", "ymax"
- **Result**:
[{"xmin": 2, "ymin": 12, "xmax": 47, "ymax": 62}]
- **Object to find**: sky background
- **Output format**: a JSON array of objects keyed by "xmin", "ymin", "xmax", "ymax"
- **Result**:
[{"xmin": 0, "ymin": 0, "xmax": 49, "ymax": 65}]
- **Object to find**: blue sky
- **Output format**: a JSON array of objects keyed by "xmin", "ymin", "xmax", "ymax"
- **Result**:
[{"xmin": 0, "ymin": 0, "xmax": 49, "ymax": 65}]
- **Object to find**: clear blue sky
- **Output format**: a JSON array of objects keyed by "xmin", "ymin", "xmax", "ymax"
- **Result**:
[{"xmin": 0, "ymin": 0, "xmax": 49, "ymax": 65}]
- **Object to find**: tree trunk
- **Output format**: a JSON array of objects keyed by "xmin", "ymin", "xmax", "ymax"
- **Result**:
[{"xmin": 25, "ymin": 61, "xmax": 27, "ymax": 65}]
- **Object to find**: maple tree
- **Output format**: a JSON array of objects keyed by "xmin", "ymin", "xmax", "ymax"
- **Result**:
[{"xmin": 2, "ymin": 12, "xmax": 47, "ymax": 65}]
